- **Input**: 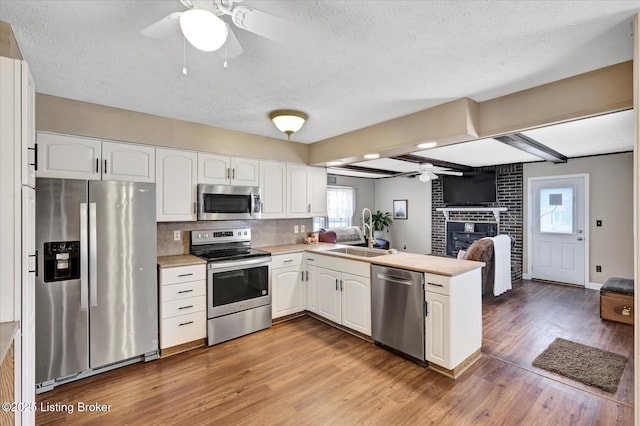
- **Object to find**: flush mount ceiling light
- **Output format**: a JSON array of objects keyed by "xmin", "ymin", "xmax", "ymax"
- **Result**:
[
  {"xmin": 179, "ymin": 8, "xmax": 229, "ymax": 52},
  {"xmin": 269, "ymin": 110, "xmax": 308, "ymax": 140},
  {"xmin": 418, "ymin": 170, "xmax": 439, "ymax": 182}
]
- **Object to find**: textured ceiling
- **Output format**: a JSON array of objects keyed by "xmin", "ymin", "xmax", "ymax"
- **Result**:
[{"xmin": 0, "ymin": 0, "xmax": 638, "ymax": 144}]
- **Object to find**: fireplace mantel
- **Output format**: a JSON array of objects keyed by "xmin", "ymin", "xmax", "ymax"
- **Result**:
[{"xmin": 436, "ymin": 206, "xmax": 508, "ymax": 221}]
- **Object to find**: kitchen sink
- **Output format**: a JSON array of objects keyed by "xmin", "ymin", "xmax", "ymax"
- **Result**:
[{"xmin": 327, "ymin": 247, "xmax": 389, "ymax": 258}]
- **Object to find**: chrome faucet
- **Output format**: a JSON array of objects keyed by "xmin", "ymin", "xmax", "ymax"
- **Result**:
[{"xmin": 362, "ymin": 208, "xmax": 374, "ymax": 249}]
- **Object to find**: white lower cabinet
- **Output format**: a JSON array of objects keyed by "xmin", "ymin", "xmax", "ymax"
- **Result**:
[
  {"xmin": 304, "ymin": 254, "xmax": 319, "ymax": 314},
  {"xmin": 271, "ymin": 253, "xmax": 305, "ymax": 319},
  {"xmin": 424, "ymin": 269, "xmax": 481, "ymax": 370},
  {"xmin": 159, "ymin": 264, "xmax": 207, "ymax": 351},
  {"xmin": 315, "ymin": 255, "xmax": 371, "ymax": 336}
]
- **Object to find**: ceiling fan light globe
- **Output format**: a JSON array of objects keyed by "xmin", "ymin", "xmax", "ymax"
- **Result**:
[{"xmin": 180, "ymin": 9, "xmax": 229, "ymax": 52}]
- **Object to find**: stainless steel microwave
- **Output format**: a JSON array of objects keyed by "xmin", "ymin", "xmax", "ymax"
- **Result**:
[{"xmin": 197, "ymin": 184, "xmax": 262, "ymax": 220}]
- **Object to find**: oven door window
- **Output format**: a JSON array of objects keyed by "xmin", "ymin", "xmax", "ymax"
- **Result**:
[
  {"xmin": 203, "ymin": 193, "xmax": 251, "ymax": 214},
  {"xmin": 212, "ymin": 265, "xmax": 269, "ymax": 307}
]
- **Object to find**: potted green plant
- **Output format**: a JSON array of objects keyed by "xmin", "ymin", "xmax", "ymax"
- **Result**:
[{"xmin": 371, "ymin": 210, "xmax": 392, "ymax": 236}]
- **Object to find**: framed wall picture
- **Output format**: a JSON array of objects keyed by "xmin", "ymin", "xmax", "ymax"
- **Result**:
[{"xmin": 393, "ymin": 199, "xmax": 408, "ymax": 220}]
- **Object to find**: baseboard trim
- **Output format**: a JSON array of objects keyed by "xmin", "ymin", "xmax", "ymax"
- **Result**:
[
  {"xmin": 586, "ymin": 282, "xmax": 603, "ymax": 291},
  {"xmin": 522, "ymin": 272, "xmax": 532, "ymax": 280}
]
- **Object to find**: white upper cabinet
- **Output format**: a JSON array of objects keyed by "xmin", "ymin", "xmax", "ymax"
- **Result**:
[
  {"xmin": 37, "ymin": 133, "xmax": 155, "ymax": 183},
  {"xmin": 101, "ymin": 141, "xmax": 155, "ymax": 182},
  {"xmin": 308, "ymin": 166, "xmax": 327, "ymax": 217},
  {"xmin": 198, "ymin": 153, "xmax": 259, "ymax": 186},
  {"xmin": 286, "ymin": 164, "xmax": 327, "ymax": 218},
  {"xmin": 259, "ymin": 161, "xmax": 286, "ymax": 219},
  {"xmin": 286, "ymin": 164, "xmax": 310, "ymax": 218},
  {"xmin": 22, "ymin": 62, "xmax": 36, "ymax": 188},
  {"xmin": 156, "ymin": 148, "xmax": 198, "ymax": 222},
  {"xmin": 37, "ymin": 133, "xmax": 102, "ymax": 180}
]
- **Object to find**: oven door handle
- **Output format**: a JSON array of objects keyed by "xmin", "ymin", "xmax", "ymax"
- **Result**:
[{"xmin": 207, "ymin": 257, "xmax": 271, "ymax": 270}]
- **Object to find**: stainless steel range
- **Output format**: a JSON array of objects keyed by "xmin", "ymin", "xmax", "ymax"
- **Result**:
[{"xmin": 190, "ymin": 228, "xmax": 272, "ymax": 345}]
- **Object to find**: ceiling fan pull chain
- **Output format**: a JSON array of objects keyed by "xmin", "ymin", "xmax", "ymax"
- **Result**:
[{"xmin": 223, "ymin": 42, "xmax": 229, "ymax": 70}]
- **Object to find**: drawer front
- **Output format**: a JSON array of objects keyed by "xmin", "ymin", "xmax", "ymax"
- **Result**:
[
  {"xmin": 600, "ymin": 293, "xmax": 634, "ymax": 325},
  {"xmin": 424, "ymin": 273, "xmax": 451, "ymax": 296},
  {"xmin": 161, "ymin": 280, "xmax": 206, "ymax": 302},
  {"xmin": 271, "ymin": 252, "xmax": 303, "ymax": 269},
  {"xmin": 161, "ymin": 311, "xmax": 207, "ymax": 349},
  {"xmin": 160, "ymin": 264, "xmax": 206, "ymax": 285},
  {"xmin": 161, "ymin": 295, "xmax": 206, "ymax": 319}
]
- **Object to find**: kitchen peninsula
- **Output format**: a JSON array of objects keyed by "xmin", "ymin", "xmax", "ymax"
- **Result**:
[{"xmin": 261, "ymin": 243, "xmax": 484, "ymax": 378}]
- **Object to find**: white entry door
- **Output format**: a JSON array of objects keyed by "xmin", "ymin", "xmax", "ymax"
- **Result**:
[{"xmin": 530, "ymin": 175, "xmax": 587, "ymax": 286}]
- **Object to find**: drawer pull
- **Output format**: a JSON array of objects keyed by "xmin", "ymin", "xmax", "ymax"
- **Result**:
[
  {"xmin": 283, "ymin": 259, "xmax": 294, "ymax": 263},
  {"xmin": 178, "ymin": 321, "xmax": 194, "ymax": 327},
  {"xmin": 178, "ymin": 289, "xmax": 194, "ymax": 294},
  {"xmin": 178, "ymin": 305, "xmax": 194, "ymax": 310},
  {"xmin": 178, "ymin": 273, "xmax": 194, "ymax": 277},
  {"xmin": 427, "ymin": 282, "xmax": 444, "ymax": 287}
]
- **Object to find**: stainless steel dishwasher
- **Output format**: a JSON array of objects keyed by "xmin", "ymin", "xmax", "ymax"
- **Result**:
[{"xmin": 371, "ymin": 264, "xmax": 425, "ymax": 362}]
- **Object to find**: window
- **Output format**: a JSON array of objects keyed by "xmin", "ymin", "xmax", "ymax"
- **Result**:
[
  {"xmin": 326, "ymin": 186, "xmax": 355, "ymax": 228},
  {"xmin": 539, "ymin": 187, "xmax": 573, "ymax": 234}
]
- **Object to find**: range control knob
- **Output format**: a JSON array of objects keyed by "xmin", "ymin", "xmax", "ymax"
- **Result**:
[
  {"xmin": 204, "ymin": 233, "xmax": 209, "ymax": 238},
  {"xmin": 196, "ymin": 233, "xmax": 202, "ymax": 239}
]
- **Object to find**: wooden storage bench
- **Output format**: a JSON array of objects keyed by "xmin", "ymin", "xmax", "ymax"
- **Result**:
[{"xmin": 600, "ymin": 277, "xmax": 634, "ymax": 325}]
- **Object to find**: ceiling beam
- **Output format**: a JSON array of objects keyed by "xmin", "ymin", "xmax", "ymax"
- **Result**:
[
  {"xmin": 495, "ymin": 133, "xmax": 567, "ymax": 163},
  {"xmin": 391, "ymin": 154, "xmax": 472, "ymax": 171},
  {"xmin": 330, "ymin": 164, "xmax": 398, "ymax": 176}
]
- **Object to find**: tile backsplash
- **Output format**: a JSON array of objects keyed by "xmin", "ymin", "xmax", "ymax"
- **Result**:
[{"xmin": 158, "ymin": 218, "xmax": 314, "ymax": 256}]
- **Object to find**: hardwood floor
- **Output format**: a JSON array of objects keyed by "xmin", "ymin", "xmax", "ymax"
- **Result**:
[{"xmin": 36, "ymin": 280, "xmax": 633, "ymax": 425}]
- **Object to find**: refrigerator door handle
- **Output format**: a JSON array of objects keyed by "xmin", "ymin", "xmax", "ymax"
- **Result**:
[
  {"xmin": 89, "ymin": 202, "xmax": 98, "ymax": 307},
  {"xmin": 80, "ymin": 203, "xmax": 89, "ymax": 310}
]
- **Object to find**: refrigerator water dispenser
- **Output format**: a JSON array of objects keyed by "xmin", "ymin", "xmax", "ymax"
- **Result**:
[{"xmin": 43, "ymin": 241, "xmax": 80, "ymax": 282}]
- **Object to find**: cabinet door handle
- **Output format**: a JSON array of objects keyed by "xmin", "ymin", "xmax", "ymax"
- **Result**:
[
  {"xmin": 178, "ymin": 289, "xmax": 194, "ymax": 294},
  {"xmin": 335, "ymin": 279, "xmax": 338, "ymax": 291},
  {"xmin": 425, "ymin": 301, "xmax": 429, "ymax": 317},
  {"xmin": 301, "ymin": 271, "xmax": 304, "ymax": 281},
  {"xmin": 103, "ymin": 159, "xmax": 107, "ymax": 174},
  {"xmin": 340, "ymin": 279, "xmax": 343, "ymax": 291},
  {"xmin": 307, "ymin": 204, "xmax": 311, "ymax": 213},
  {"xmin": 232, "ymin": 168, "xmax": 236, "ymax": 179},
  {"xmin": 226, "ymin": 167, "xmax": 230, "ymax": 179},
  {"xmin": 179, "ymin": 321, "xmax": 194, "ymax": 327},
  {"xmin": 193, "ymin": 202, "xmax": 197, "ymax": 215},
  {"xmin": 178, "ymin": 273, "xmax": 193, "ymax": 277},
  {"xmin": 306, "ymin": 271, "xmax": 309, "ymax": 281},
  {"xmin": 30, "ymin": 144, "xmax": 37, "ymax": 170},
  {"xmin": 95, "ymin": 158, "xmax": 99, "ymax": 173},
  {"xmin": 427, "ymin": 282, "xmax": 444, "ymax": 288},
  {"xmin": 178, "ymin": 305, "xmax": 194, "ymax": 310},
  {"xmin": 33, "ymin": 251, "xmax": 38, "ymax": 276}
]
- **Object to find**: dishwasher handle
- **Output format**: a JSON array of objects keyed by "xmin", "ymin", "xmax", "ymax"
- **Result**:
[{"xmin": 376, "ymin": 273, "xmax": 415, "ymax": 286}]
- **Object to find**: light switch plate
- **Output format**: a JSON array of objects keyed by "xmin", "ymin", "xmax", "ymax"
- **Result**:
[
  {"xmin": 300, "ymin": 225, "xmax": 305, "ymax": 233},
  {"xmin": 294, "ymin": 225, "xmax": 299, "ymax": 233}
]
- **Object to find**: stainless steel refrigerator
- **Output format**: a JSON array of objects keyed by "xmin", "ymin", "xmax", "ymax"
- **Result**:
[{"xmin": 35, "ymin": 178, "xmax": 158, "ymax": 387}]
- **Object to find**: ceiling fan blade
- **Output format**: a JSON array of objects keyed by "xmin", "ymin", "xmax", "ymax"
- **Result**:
[
  {"xmin": 436, "ymin": 170, "xmax": 464, "ymax": 176},
  {"xmin": 141, "ymin": 11, "xmax": 182, "ymax": 39},
  {"xmin": 231, "ymin": 5, "xmax": 290, "ymax": 42},
  {"xmin": 219, "ymin": 26, "xmax": 243, "ymax": 59}
]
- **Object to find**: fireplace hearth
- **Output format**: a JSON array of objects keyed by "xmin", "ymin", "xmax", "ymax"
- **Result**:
[{"xmin": 446, "ymin": 221, "xmax": 498, "ymax": 257}]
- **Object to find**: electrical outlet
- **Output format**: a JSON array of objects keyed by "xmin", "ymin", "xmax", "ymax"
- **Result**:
[
  {"xmin": 173, "ymin": 230, "xmax": 181, "ymax": 241},
  {"xmin": 596, "ymin": 220, "xmax": 602, "ymax": 227},
  {"xmin": 294, "ymin": 225, "xmax": 299, "ymax": 233},
  {"xmin": 300, "ymin": 225, "xmax": 305, "ymax": 233},
  {"xmin": 596, "ymin": 265, "xmax": 602, "ymax": 272}
]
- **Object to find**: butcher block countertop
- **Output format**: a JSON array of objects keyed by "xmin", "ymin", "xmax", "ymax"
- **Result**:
[
  {"xmin": 157, "ymin": 254, "xmax": 207, "ymax": 268},
  {"xmin": 257, "ymin": 243, "xmax": 484, "ymax": 277}
]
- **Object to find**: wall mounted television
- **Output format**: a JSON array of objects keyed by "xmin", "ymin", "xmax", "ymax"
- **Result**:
[{"xmin": 442, "ymin": 171, "xmax": 497, "ymax": 206}]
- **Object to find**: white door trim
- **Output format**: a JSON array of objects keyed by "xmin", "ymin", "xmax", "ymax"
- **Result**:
[{"xmin": 527, "ymin": 173, "xmax": 589, "ymax": 286}]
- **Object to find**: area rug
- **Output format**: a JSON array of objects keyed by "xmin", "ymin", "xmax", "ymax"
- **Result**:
[{"xmin": 531, "ymin": 338, "xmax": 628, "ymax": 393}]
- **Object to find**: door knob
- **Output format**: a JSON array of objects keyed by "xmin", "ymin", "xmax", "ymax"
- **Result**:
[
  {"xmin": 577, "ymin": 229, "xmax": 583, "ymax": 234},
  {"xmin": 577, "ymin": 237, "xmax": 584, "ymax": 241}
]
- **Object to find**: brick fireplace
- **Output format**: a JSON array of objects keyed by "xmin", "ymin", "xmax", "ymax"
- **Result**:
[
  {"xmin": 446, "ymin": 221, "xmax": 498, "ymax": 257},
  {"xmin": 431, "ymin": 163, "xmax": 523, "ymax": 281}
]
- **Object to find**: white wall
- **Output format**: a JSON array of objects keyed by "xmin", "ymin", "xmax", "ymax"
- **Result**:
[
  {"xmin": 374, "ymin": 177, "xmax": 431, "ymax": 254},
  {"xmin": 328, "ymin": 175, "xmax": 375, "ymax": 227},
  {"xmin": 523, "ymin": 152, "xmax": 633, "ymax": 284}
]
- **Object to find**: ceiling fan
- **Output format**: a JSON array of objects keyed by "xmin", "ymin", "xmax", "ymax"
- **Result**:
[
  {"xmin": 140, "ymin": 0, "xmax": 289, "ymax": 59},
  {"xmin": 398, "ymin": 163, "xmax": 463, "ymax": 182}
]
